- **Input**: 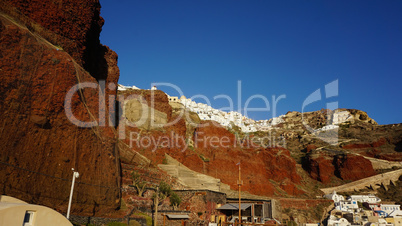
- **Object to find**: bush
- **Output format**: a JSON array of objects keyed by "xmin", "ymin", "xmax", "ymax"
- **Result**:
[
  {"xmin": 170, "ymin": 192, "xmax": 182, "ymax": 209},
  {"xmin": 107, "ymin": 222, "xmax": 127, "ymax": 226}
]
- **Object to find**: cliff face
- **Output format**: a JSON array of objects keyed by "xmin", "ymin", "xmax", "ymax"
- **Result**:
[
  {"xmin": 193, "ymin": 122, "xmax": 303, "ymax": 196},
  {"xmin": 118, "ymin": 90, "xmax": 305, "ymax": 197},
  {"xmin": 3, "ymin": 0, "xmax": 107, "ymax": 77},
  {"xmin": 304, "ymin": 152, "xmax": 376, "ymax": 184},
  {"xmin": 119, "ymin": 87, "xmax": 402, "ymax": 198},
  {"xmin": 0, "ymin": 0, "xmax": 120, "ymax": 216}
]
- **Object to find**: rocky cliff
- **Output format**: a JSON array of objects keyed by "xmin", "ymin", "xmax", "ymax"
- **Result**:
[
  {"xmin": 118, "ymin": 87, "xmax": 401, "ymax": 200},
  {"xmin": 0, "ymin": 0, "xmax": 120, "ymax": 216},
  {"xmin": 118, "ymin": 89, "xmax": 306, "ymax": 198}
]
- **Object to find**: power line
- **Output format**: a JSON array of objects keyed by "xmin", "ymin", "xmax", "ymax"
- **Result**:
[
  {"xmin": 0, "ymin": 160, "xmax": 118, "ymax": 189},
  {"xmin": 0, "ymin": 160, "xmax": 170, "ymax": 190}
]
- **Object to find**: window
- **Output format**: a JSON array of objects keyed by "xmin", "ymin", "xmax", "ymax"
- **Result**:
[{"xmin": 23, "ymin": 211, "xmax": 35, "ymax": 226}]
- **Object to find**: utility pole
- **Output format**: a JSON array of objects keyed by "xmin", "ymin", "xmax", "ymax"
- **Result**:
[
  {"xmin": 67, "ymin": 168, "xmax": 79, "ymax": 219},
  {"xmin": 237, "ymin": 162, "xmax": 242, "ymax": 225},
  {"xmin": 154, "ymin": 186, "xmax": 159, "ymax": 226}
]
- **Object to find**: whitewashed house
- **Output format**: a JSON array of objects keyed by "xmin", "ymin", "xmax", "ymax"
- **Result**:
[
  {"xmin": 327, "ymin": 215, "xmax": 351, "ymax": 226},
  {"xmin": 379, "ymin": 204, "xmax": 401, "ymax": 216},
  {"xmin": 325, "ymin": 191, "xmax": 345, "ymax": 203},
  {"xmin": 332, "ymin": 111, "xmax": 352, "ymax": 125},
  {"xmin": 348, "ymin": 195, "xmax": 381, "ymax": 204},
  {"xmin": 337, "ymin": 200, "xmax": 360, "ymax": 212}
]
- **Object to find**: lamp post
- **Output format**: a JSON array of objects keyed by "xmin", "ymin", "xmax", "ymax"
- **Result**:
[{"xmin": 67, "ymin": 168, "xmax": 79, "ymax": 219}]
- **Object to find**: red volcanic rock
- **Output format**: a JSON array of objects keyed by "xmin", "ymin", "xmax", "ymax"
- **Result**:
[
  {"xmin": 342, "ymin": 138, "xmax": 388, "ymax": 150},
  {"xmin": 3, "ymin": 0, "xmax": 105, "ymax": 74},
  {"xmin": 197, "ymin": 147, "xmax": 304, "ymax": 197},
  {"xmin": 306, "ymin": 156, "xmax": 335, "ymax": 184},
  {"xmin": 306, "ymin": 144, "xmax": 317, "ymax": 153},
  {"xmin": 306, "ymin": 153, "xmax": 376, "ymax": 183},
  {"xmin": 342, "ymin": 143, "xmax": 372, "ymax": 149},
  {"xmin": 371, "ymin": 137, "xmax": 387, "ymax": 148},
  {"xmin": 364, "ymin": 149, "xmax": 382, "ymax": 158},
  {"xmin": 0, "ymin": 2, "xmax": 120, "ymax": 216},
  {"xmin": 335, "ymin": 155, "xmax": 376, "ymax": 181},
  {"xmin": 376, "ymin": 153, "xmax": 402, "ymax": 162},
  {"xmin": 279, "ymin": 179, "xmax": 304, "ymax": 196},
  {"xmin": 280, "ymin": 198, "xmax": 333, "ymax": 212},
  {"xmin": 126, "ymin": 118, "xmax": 304, "ymax": 197},
  {"xmin": 263, "ymin": 148, "xmax": 301, "ymax": 184},
  {"xmin": 193, "ymin": 121, "xmax": 236, "ymax": 149}
]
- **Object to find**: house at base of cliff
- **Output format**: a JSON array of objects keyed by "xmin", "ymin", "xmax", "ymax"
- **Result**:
[
  {"xmin": 0, "ymin": 195, "xmax": 72, "ymax": 226},
  {"xmin": 216, "ymin": 198, "xmax": 280, "ymax": 224}
]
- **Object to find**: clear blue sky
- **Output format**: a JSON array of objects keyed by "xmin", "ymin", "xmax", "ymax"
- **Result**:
[{"xmin": 100, "ymin": 0, "xmax": 402, "ymax": 125}]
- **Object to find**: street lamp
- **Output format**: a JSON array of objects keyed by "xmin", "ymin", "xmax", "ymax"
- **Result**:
[{"xmin": 67, "ymin": 168, "xmax": 79, "ymax": 219}]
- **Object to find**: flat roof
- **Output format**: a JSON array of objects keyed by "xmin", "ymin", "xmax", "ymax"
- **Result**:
[
  {"xmin": 166, "ymin": 214, "xmax": 190, "ymax": 220},
  {"xmin": 218, "ymin": 203, "xmax": 252, "ymax": 210},
  {"xmin": 226, "ymin": 197, "xmax": 272, "ymax": 202}
]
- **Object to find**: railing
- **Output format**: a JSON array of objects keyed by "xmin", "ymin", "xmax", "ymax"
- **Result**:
[{"xmin": 221, "ymin": 222, "xmax": 277, "ymax": 226}]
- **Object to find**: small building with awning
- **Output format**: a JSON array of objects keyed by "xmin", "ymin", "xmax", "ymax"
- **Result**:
[
  {"xmin": 216, "ymin": 198, "xmax": 280, "ymax": 224},
  {"xmin": 160, "ymin": 211, "xmax": 191, "ymax": 225},
  {"xmin": 165, "ymin": 214, "xmax": 190, "ymax": 220}
]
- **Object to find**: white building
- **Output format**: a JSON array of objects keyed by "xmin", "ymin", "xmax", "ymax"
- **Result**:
[
  {"xmin": 380, "ymin": 204, "xmax": 401, "ymax": 216},
  {"xmin": 348, "ymin": 195, "xmax": 381, "ymax": 204},
  {"xmin": 167, "ymin": 95, "xmax": 179, "ymax": 102},
  {"xmin": 315, "ymin": 124, "xmax": 339, "ymax": 133},
  {"xmin": 332, "ymin": 111, "xmax": 352, "ymax": 125},
  {"xmin": 325, "ymin": 191, "xmax": 345, "ymax": 203},
  {"xmin": 177, "ymin": 96, "xmax": 260, "ymax": 133},
  {"xmin": 325, "ymin": 192, "xmax": 360, "ymax": 213},
  {"xmin": 336, "ymin": 200, "xmax": 360, "ymax": 212},
  {"xmin": 117, "ymin": 84, "xmax": 140, "ymax": 91},
  {"xmin": 0, "ymin": 195, "xmax": 72, "ymax": 226},
  {"xmin": 327, "ymin": 215, "xmax": 351, "ymax": 226}
]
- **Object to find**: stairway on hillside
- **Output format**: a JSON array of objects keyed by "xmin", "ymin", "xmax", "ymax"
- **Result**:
[
  {"xmin": 158, "ymin": 154, "xmax": 231, "ymax": 192},
  {"xmin": 157, "ymin": 155, "xmax": 272, "ymax": 200}
]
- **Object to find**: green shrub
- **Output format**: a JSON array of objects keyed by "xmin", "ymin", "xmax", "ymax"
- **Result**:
[
  {"xmin": 107, "ymin": 222, "xmax": 127, "ymax": 226},
  {"xmin": 170, "ymin": 192, "xmax": 182, "ymax": 209}
]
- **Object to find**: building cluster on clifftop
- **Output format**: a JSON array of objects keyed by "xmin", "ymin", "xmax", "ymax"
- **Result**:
[
  {"xmin": 170, "ymin": 94, "xmax": 353, "ymax": 134},
  {"xmin": 117, "ymin": 84, "xmax": 355, "ymax": 133}
]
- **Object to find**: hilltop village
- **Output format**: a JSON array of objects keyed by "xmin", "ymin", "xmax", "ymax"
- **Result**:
[{"xmin": 118, "ymin": 84, "xmax": 352, "ymax": 134}]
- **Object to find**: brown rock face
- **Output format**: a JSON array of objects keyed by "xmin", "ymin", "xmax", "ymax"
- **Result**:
[
  {"xmin": 305, "ymin": 153, "xmax": 376, "ymax": 184},
  {"xmin": 191, "ymin": 122, "xmax": 303, "ymax": 196},
  {"xmin": 119, "ymin": 89, "xmax": 173, "ymax": 121},
  {"xmin": 121, "ymin": 107, "xmax": 304, "ymax": 197},
  {"xmin": 342, "ymin": 137, "xmax": 388, "ymax": 150},
  {"xmin": 305, "ymin": 156, "xmax": 335, "ymax": 184},
  {"xmin": 0, "ymin": 0, "xmax": 120, "ymax": 216},
  {"xmin": 334, "ymin": 155, "xmax": 376, "ymax": 181},
  {"xmin": 2, "ymin": 0, "xmax": 106, "ymax": 77}
]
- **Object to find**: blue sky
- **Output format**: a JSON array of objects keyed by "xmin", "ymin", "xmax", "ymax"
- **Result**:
[{"xmin": 100, "ymin": 0, "xmax": 402, "ymax": 125}]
